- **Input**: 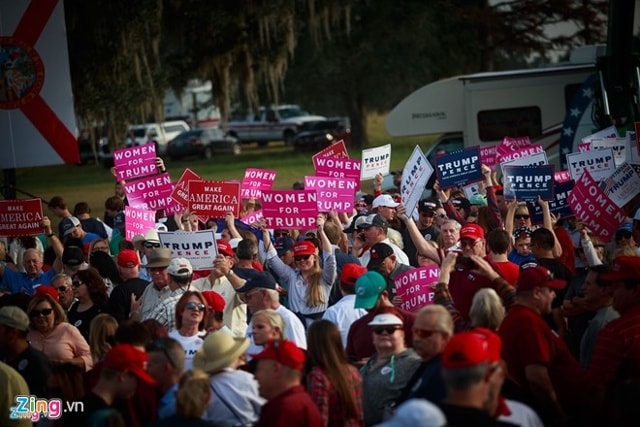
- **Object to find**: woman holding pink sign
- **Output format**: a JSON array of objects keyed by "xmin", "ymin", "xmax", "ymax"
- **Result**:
[{"xmin": 263, "ymin": 215, "xmax": 336, "ymax": 328}]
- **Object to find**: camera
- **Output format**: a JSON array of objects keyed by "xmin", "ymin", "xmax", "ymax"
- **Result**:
[{"xmin": 455, "ymin": 256, "xmax": 476, "ymax": 271}]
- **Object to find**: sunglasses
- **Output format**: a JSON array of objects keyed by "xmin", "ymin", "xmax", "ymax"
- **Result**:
[
  {"xmin": 373, "ymin": 326, "xmax": 401, "ymax": 335},
  {"xmin": 274, "ymin": 231, "xmax": 289, "ymax": 238},
  {"xmin": 514, "ymin": 214, "xmax": 530, "ymax": 220},
  {"xmin": 92, "ymin": 246, "xmax": 109, "ymax": 253},
  {"xmin": 435, "ymin": 213, "xmax": 447, "ymax": 219},
  {"xmin": 185, "ymin": 302, "xmax": 206, "ymax": 312},
  {"xmin": 460, "ymin": 239, "xmax": 481, "ymax": 248},
  {"xmin": 413, "ymin": 328, "xmax": 441, "ymax": 338},
  {"xmin": 72, "ymin": 280, "xmax": 85, "ymax": 288},
  {"xmin": 54, "ymin": 286, "xmax": 68, "ymax": 293},
  {"xmin": 31, "ymin": 308, "xmax": 53, "ymax": 317},
  {"xmin": 144, "ymin": 242, "xmax": 162, "ymax": 249},
  {"xmin": 294, "ymin": 254, "xmax": 312, "ymax": 262}
]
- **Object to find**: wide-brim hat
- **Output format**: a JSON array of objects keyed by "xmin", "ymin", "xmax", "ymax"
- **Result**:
[
  {"xmin": 193, "ymin": 330, "xmax": 250, "ymax": 373},
  {"xmin": 142, "ymin": 248, "xmax": 172, "ymax": 268}
]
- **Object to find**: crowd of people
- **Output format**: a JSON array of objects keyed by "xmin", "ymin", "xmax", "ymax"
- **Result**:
[{"xmin": 0, "ymin": 162, "xmax": 639, "ymax": 427}]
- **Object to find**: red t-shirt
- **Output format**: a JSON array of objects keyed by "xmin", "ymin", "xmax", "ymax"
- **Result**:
[
  {"xmin": 448, "ymin": 257, "xmax": 501, "ymax": 321},
  {"xmin": 493, "ymin": 260, "xmax": 519, "ymax": 287},
  {"xmin": 255, "ymin": 385, "xmax": 323, "ymax": 427},
  {"xmin": 499, "ymin": 304, "xmax": 588, "ymax": 409}
]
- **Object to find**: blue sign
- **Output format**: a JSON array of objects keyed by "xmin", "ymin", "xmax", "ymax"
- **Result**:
[
  {"xmin": 504, "ymin": 165, "xmax": 555, "ymax": 201},
  {"xmin": 531, "ymin": 180, "xmax": 575, "ymax": 223},
  {"xmin": 435, "ymin": 146, "xmax": 483, "ymax": 189}
]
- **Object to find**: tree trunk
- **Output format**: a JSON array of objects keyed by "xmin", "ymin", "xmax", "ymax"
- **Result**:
[{"xmin": 345, "ymin": 92, "xmax": 368, "ymax": 149}]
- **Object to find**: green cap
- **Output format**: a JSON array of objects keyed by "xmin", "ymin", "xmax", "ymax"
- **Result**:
[{"xmin": 354, "ymin": 271, "xmax": 386, "ymax": 309}]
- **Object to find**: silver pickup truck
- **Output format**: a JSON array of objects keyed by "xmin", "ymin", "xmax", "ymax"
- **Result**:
[{"xmin": 227, "ymin": 104, "xmax": 325, "ymax": 146}]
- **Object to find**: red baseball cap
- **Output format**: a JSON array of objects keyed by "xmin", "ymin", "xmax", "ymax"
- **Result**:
[
  {"xmin": 117, "ymin": 249, "xmax": 140, "ymax": 268},
  {"xmin": 459, "ymin": 223, "xmax": 485, "ymax": 240},
  {"xmin": 293, "ymin": 240, "xmax": 316, "ymax": 257},
  {"xmin": 442, "ymin": 330, "xmax": 501, "ymax": 369},
  {"xmin": 600, "ymin": 256, "xmax": 640, "ymax": 283},
  {"xmin": 34, "ymin": 285, "xmax": 59, "ymax": 302},
  {"xmin": 340, "ymin": 263, "xmax": 367, "ymax": 288},
  {"xmin": 103, "ymin": 344, "xmax": 155, "ymax": 384},
  {"xmin": 217, "ymin": 240, "xmax": 234, "ymax": 257},
  {"xmin": 516, "ymin": 263, "xmax": 566, "ymax": 292},
  {"xmin": 202, "ymin": 291, "xmax": 226, "ymax": 313},
  {"xmin": 251, "ymin": 339, "xmax": 305, "ymax": 371}
]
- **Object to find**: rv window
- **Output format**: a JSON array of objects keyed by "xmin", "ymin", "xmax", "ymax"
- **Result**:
[{"xmin": 477, "ymin": 106, "xmax": 542, "ymax": 142}]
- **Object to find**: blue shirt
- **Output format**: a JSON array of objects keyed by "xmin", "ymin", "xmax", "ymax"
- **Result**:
[
  {"xmin": 1, "ymin": 268, "xmax": 56, "ymax": 295},
  {"xmin": 158, "ymin": 383, "xmax": 178, "ymax": 419}
]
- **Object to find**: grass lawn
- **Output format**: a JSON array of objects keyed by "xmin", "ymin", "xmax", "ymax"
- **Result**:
[{"xmin": 10, "ymin": 113, "xmax": 438, "ymax": 219}]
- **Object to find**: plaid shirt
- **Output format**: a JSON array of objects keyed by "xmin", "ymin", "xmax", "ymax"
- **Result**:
[
  {"xmin": 147, "ymin": 287, "xmax": 186, "ymax": 330},
  {"xmin": 306, "ymin": 365, "xmax": 364, "ymax": 427}
]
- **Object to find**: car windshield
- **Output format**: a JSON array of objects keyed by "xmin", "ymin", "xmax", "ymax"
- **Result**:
[
  {"xmin": 301, "ymin": 120, "xmax": 340, "ymax": 131},
  {"xmin": 278, "ymin": 106, "xmax": 308, "ymax": 119}
]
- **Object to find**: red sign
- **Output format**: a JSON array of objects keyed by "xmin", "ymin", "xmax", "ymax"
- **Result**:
[
  {"xmin": 187, "ymin": 180, "xmax": 241, "ymax": 218},
  {"xmin": 171, "ymin": 168, "xmax": 202, "ymax": 208},
  {"xmin": 311, "ymin": 139, "xmax": 348, "ymax": 163},
  {"xmin": 0, "ymin": 198, "xmax": 44, "ymax": 237}
]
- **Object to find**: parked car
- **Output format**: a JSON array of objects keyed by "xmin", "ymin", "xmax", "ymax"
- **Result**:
[
  {"xmin": 291, "ymin": 117, "xmax": 351, "ymax": 150},
  {"xmin": 125, "ymin": 120, "xmax": 191, "ymax": 156},
  {"xmin": 227, "ymin": 104, "xmax": 326, "ymax": 146},
  {"xmin": 166, "ymin": 128, "xmax": 241, "ymax": 160}
]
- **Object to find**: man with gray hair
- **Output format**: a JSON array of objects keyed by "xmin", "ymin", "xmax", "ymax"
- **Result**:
[
  {"xmin": 51, "ymin": 273, "xmax": 75, "ymax": 311},
  {"xmin": 398, "ymin": 305, "xmax": 453, "ymax": 405},
  {"xmin": 143, "ymin": 257, "xmax": 194, "ymax": 330},
  {"xmin": 234, "ymin": 272, "xmax": 306, "ymax": 354}
]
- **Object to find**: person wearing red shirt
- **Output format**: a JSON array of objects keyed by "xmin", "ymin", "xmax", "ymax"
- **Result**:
[
  {"xmin": 253, "ymin": 339, "xmax": 322, "ymax": 427},
  {"xmin": 486, "ymin": 229, "xmax": 519, "ymax": 287},
  {"xmin": 499, "ymin": 263, "xmax": 588, "ymax": 426},
  {"xmin": 588, "ymin": 256, "xmax": 640, "ymax": 425}
]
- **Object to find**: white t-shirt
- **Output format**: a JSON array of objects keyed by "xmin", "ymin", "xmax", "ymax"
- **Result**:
[
  {"xmin": 168, "ymin": 329, "xmax": 205, "ymax": 372},
  {"xmin": 245, "ymin": 305, "xmax": 307, "ymax": 358}
]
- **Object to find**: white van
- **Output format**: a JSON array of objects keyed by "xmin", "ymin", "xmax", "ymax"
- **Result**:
[{"xmin": 386, "ymin": 45, "xmax": 606, "ymax": 171}]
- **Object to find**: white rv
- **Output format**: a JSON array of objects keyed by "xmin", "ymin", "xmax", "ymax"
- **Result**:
[{"xmin": 385, "ymin": 45, "xmax": 606, "ymax": 170}]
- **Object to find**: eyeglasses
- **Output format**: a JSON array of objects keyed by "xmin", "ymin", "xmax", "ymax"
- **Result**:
[
  {"xmin": 72, "ymin": 280, "xmax": 85, "ymax": 288},
  {"xmin": 144, "ymin": 242, "xmax": 162, "ymax": 249},
  {"xmin": 294, "ymin": 254, "xmax": 312, "ymax": 262},
  {"xmin": 274, "ymin": 231, "xmax": 289, "ymax": 238},
  {"xmin": 413, "ymin": 328, "xmax": 441, "ymax": 338},
  {"xmin": 435, "ymin": 213, "xmax": 447, "ymax": 219},
  {"xmin": 514, "ymin": 214, "xmax": 530, "ymax": 220},
  {"xmin": 459, "ymin": 239, "xmax": 481, "ymax": 248},
  {"xmin": 373, "ymin": 326, "xmax": 401, "ymax": 335},
  {"xmin": 185, "ymin": 302, "xmax": 206, "ymax": 312},
  {"xmin": 31, "ymin": 308, "xmax": 53, "ymax": 317},
  {"xmin": 151, "ymin": 338, "xmax": 176, "ymax": 369},
  {"xmin": 92, "ymin": 246, "xmax": 109, "ymax": 253}
]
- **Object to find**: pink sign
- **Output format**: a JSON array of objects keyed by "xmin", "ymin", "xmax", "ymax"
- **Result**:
[
  {"xmin": 240, "ymin": 209, "xmax": 264, "ymax": 227},
  {"xmin": 304, "ymin": 176, "xmax": 357, "ymax": 213},
  {"xmin": 113, "ymin": 144, "xmax": 157, "ymax": 181},
  {"xmin": 554, "ymin": 170, "xmax": 572, "ymax": 183},
  {"xmin": 568, "ymin": 170, "xmax": 625, "ymax": 241},
  {"xmin": 578, "ymin": 142, "xmax": 591, "ymax": 152},
  {"xmin": 313, "ymin": 155, "xmax": 361, "ymax": 187},
  {"xmin": 497, "ymin": 144, "xmax": 543, "ymax": 164},
  {"xmin": 311, "ymin": 139, "xmax": 348, "ymax": 163},
  {"xmin": 188, "ymin": 180, "xmax": 241, "ymax": 218},
  {"xmin": 393, "ymin": 266, "xmax": 439, "ymax": 312},
  {"xmin": 480, "ymin": 145, "xmax": 498, "ymax": 171},
  {"xmin": 163, "ymin": 193, "xmax": 184, "ymax": 216},
  {"xmin": 124, "ymin": 173, "xmax": 174, "ymax": 211},
  {"xmin": 0, "ymin": 198, "xmax": 43, "ymax": 237},
  {"xmin": 124, "ymin": 206, "xmax": 157, "ymax": 241},
  {"xmin": 261, "ymin": 190, "xmax": 318, "ymax": 230},
  {"xmin": 496, "ymin": 136, "xmax": 531, "ymax": 159},
  {"xmin": 240, "ymin": 168, "xmax": 277, "ymax": 199},
  {"xmin": 171, "ymin": 168, "xmax": 202, "ymax": 208}
]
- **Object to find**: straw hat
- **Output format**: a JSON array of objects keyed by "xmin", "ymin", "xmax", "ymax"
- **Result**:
[{"xmin": 193, "ymin": 330, "xmax": 249, "ymax": 373}]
